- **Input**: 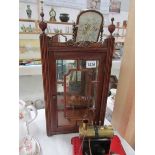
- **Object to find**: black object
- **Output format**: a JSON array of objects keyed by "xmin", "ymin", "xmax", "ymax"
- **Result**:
[
  {"xmin": 59, "ymin": 13, "xmax": 69, "ymax": 22},
  {"xmin": 82, "ymin": 138, "xmax": 111, "ymax": 155}
]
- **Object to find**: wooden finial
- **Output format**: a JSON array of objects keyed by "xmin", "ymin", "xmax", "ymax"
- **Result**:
[
  {"xmin": 40, "ymin": 11, "xmax": 44, "ymax": 21},
  {"xmin": 39, "ymin": 0, "xmax": 47, "ymax": 33},
  {"xmin": 108, "ymin": 17, "xmax": 115, "ymax": 35}
]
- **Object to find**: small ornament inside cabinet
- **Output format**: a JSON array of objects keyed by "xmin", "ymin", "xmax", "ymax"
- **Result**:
[{"xmin": 49, "ymin": 8, "xmax": 56, "ymax": 22}]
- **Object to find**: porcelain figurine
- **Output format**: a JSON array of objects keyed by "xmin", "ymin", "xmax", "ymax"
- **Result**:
[
  {"xmin": 19, "ymin": 100, "xmax": 37, "ymax": 143},
  {"xmin": 26, "ymin": 5, "xmax": 32, "ymax": 19},
  {"xmin": 19, "ymin": 135, "xmax": 37, "ymax": 155}
]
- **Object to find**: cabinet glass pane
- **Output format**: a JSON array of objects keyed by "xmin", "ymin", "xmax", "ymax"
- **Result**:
[
  {"xmin": 56, "ymin": 60, "xmax": 77, "ymax": 81},
  {"xmin": 56, "ymin": 59, "xmax": 99, "ymax": 127}
]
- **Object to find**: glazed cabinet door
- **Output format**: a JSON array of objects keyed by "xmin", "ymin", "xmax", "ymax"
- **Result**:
[{"xmin": 48, "ymin": 52, "xmax": 106, "ymax": 135}]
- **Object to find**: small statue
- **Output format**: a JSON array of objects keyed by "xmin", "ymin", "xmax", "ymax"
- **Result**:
[
  {"xmin": 26, "ymin": 5, "xmax": 32, "ymax": 19},
  {"xmin": 49, "ymin": 8, "xmax": 56, "ymax": 22}
]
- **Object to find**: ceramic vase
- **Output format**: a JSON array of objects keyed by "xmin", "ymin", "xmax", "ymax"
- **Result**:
[{"xmin": 59, "ymin": 13, "xmax": 69, "ymax": 22}]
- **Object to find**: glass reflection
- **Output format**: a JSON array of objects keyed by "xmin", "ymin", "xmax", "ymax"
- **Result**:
[{"xmin": 56, "ymin": 59, "xmax": 99, "ymax": 127}]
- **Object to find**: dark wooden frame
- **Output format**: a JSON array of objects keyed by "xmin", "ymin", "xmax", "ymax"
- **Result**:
[{"xmin": 39, "ymin": 9, "xmax": 115, "ymax": 136}]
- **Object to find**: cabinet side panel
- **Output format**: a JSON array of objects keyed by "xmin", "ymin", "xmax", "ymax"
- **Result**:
[
  {"xmin": 100, "ymin": 37, "xmax": 115, "ymax": 124},
  {"xmin": 40, "ymin": 34, "xmax": 52, "ymax": 136}
]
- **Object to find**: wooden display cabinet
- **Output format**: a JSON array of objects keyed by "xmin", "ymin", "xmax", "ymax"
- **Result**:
[{"xmin": 39, "ymin": 10, "xmax": 116, "ymax": 136}]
